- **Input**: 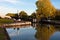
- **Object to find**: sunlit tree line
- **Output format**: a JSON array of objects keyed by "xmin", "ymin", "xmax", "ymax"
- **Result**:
[
  {"xmin": 2, "ymin": 0, "xmax": 60, "ymax": 21},
  {"xmin": 6, "ymin": 11, "xmax": 36, "ymax": 21},
  {"xmin": 36, "ymin": 0, "xmax": 56, "ymax": 21}
]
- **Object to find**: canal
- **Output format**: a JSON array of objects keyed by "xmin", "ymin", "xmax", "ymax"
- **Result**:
[{"xmin": 6, "ymin": 24, "xmax": 60, "ymax": 40}]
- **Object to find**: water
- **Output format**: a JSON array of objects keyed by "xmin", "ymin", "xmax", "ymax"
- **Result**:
[{"xmin": 6, "ymin": 24, "xmax": 60, "ymax": 40}]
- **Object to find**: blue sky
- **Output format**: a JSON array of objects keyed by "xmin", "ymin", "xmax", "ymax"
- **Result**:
[
  {"xmin": 0, "ymin": 0, "xmax": 60, "ymax": 16},
  {"xmin": 51, "ymin": 0, "xmax": 60, "ymax": 9}
]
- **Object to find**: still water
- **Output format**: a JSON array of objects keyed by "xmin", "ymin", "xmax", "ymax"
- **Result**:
[{"xmin": 6, "ymin": 24, "xmax": 60, "ymax": 40}]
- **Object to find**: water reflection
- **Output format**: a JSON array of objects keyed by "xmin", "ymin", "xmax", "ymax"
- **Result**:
[
  {"xmin": 35, "ymin": 24, "xmax": 60, "ymax": 40},
  {"xmin": 13, "ymin": 28, "xmax": 19, "ymax": 30},
  {"xmin": 6, "ymin": 25, "xmax": 36, "ymax": 40},
  {"xmin": 6, "ymin": 24, "xmax": 60, "ymax": 40}
]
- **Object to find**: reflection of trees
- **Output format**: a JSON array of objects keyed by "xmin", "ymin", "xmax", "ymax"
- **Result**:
[
  {"xmin": 13, "ymin": 28, "xmax": 20, "ymax": 30},
  {"xmin": 35, "ymin": 24, "xmax": 56, "ymax": 40},
  {"xmin": 54, "ymin": 25, "xmax": 60, "ymax": 31}
]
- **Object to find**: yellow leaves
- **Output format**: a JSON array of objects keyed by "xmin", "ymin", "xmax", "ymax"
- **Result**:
[{"xmin": 36, "ymin": 0, "xmax": 56, "ymax": 20}]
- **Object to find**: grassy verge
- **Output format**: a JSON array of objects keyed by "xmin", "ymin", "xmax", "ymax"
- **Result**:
[
  {"xmin": 0, "ymin": 19, "xmax": 12, "ymax": 40},
  {"xmin": 0, "ymin": 19, "xmax": 14, "ymax": 24},
  {"xmin": 0, "ymin": 28, "xmax": 7, "ymax": 40}
]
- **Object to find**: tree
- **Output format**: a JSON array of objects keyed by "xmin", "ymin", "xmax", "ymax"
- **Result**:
[
  {"xmin": 6, "ymin": 13, "xmax": 15, "ymax": 17},
  {"xmin": 19, "ymin": 11, "xmax": 28, "ymax": 21},
  {"xmin": 53, "ymin": 9, "xmax": 60, "ymax": 20},
  {"xmin": 13, "ymin": 14, "xmax": 18, "ymax": 19},
  {"xmin": 30, "ymin": 12, "xmax": 36, "ymax": 19},
  {"xmin": 36, "ymin": 0, "xmax": 56, "ymax": 21},
  {"xmin": 55, "ymin": 9, "xmax": 60, "ymax": 16},
  {"xmin": 6, "ymin": 13, "xmax": 18, "ymax": 19}
]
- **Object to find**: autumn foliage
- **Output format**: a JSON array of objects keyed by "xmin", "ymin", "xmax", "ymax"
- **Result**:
[{"xmin": 36, "ymin": 0, "xmax": 56, "ymax": 21}]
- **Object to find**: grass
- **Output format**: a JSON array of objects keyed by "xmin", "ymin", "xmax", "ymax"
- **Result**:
[
  {"xmin": 0, "ymin": 28, "xmax": 7, "ymax": 40},
  {"xmin": 0, "ymin": 19, "xmax": 12, "ymax": 40},
  {"xmin": 0, "ymin": 19, "xmax": 14, "ymax": 24}
]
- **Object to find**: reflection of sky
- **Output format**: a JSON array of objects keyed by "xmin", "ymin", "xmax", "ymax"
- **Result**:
[
  {"xmin": 6, "ymin": 26, "xmax": 36, "ymax": 40},
  {"xmin": 50, "ymin": 31, "xmax": 60, "ymax": 40},
  {"xmin": 6, "ymin": 25, "xmax": 60, "ymax": 40}
]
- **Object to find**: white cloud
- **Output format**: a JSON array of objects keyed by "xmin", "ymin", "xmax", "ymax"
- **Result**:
[
  {"xmin": 0, "ymin": 0, "xmax": 27, "ymax": 5},
  {"xmin": 0, "ymin": 0, "xmax": 19, "ymax": 4},
  {"xmin": 0, "ymin": 6, "xmax": 18, "ymax": 16},
  {"xmin": 0, "ymin": 0, "xmax": 4, "ymax": 2},
  {"xmin": 0, "ymin": 0, "xmax": 36, "ymax": 16},
  {"xmin": 5, "ymin": 0, "xmax": 19, "ymax": 4},
  {"xmin": 0, "ymin": 6, "xmax": 34, "ymax": 17}
]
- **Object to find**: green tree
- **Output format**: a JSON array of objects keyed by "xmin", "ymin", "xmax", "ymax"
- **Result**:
[
  {"xmin": 19, "ymin": 11, "xmax": 28, "ymax": 20},
  {"xmin": 6, "ymin": 13, "xmax": 18, "ymax": 19},
  {"xmin": 30, "ymin": 12, "xmax": 36, "ymax": 19},
  {"xmin": 6, "ymin": 13, "xmax": 15, "ymax": 17},
  {"xmin": 36, "ymin": 0, "xmax": 56, "ymax": 21},
  {"xmin": 14, "ymin": 14, "xmax": 18, "ymax": 19}
]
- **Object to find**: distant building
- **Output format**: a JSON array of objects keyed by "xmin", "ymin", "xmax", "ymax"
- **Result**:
[
  {"xmin": 17, "ymin": 19, "xmax": 21, "ymax": 22},
  {"xmin": 33, "ymin": 19, "xmax": 37, "ymax": 23}
]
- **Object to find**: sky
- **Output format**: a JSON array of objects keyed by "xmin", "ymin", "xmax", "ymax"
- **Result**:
[{"xmin": 0, "ymin": 0, "xmax": 60, "ymax": 16}]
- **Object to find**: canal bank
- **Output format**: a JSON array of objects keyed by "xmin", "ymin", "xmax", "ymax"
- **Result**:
[
  {"xmin": 39, "ymin": 20, "xmax": 60, "ymax": 25},
  {"xmin": 0, "ymin": 27, "xmax": 10, "ymax": 40},
  {"xmin": 0, "ymin": 21, "xmax": 31, "ymax": 27}
]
